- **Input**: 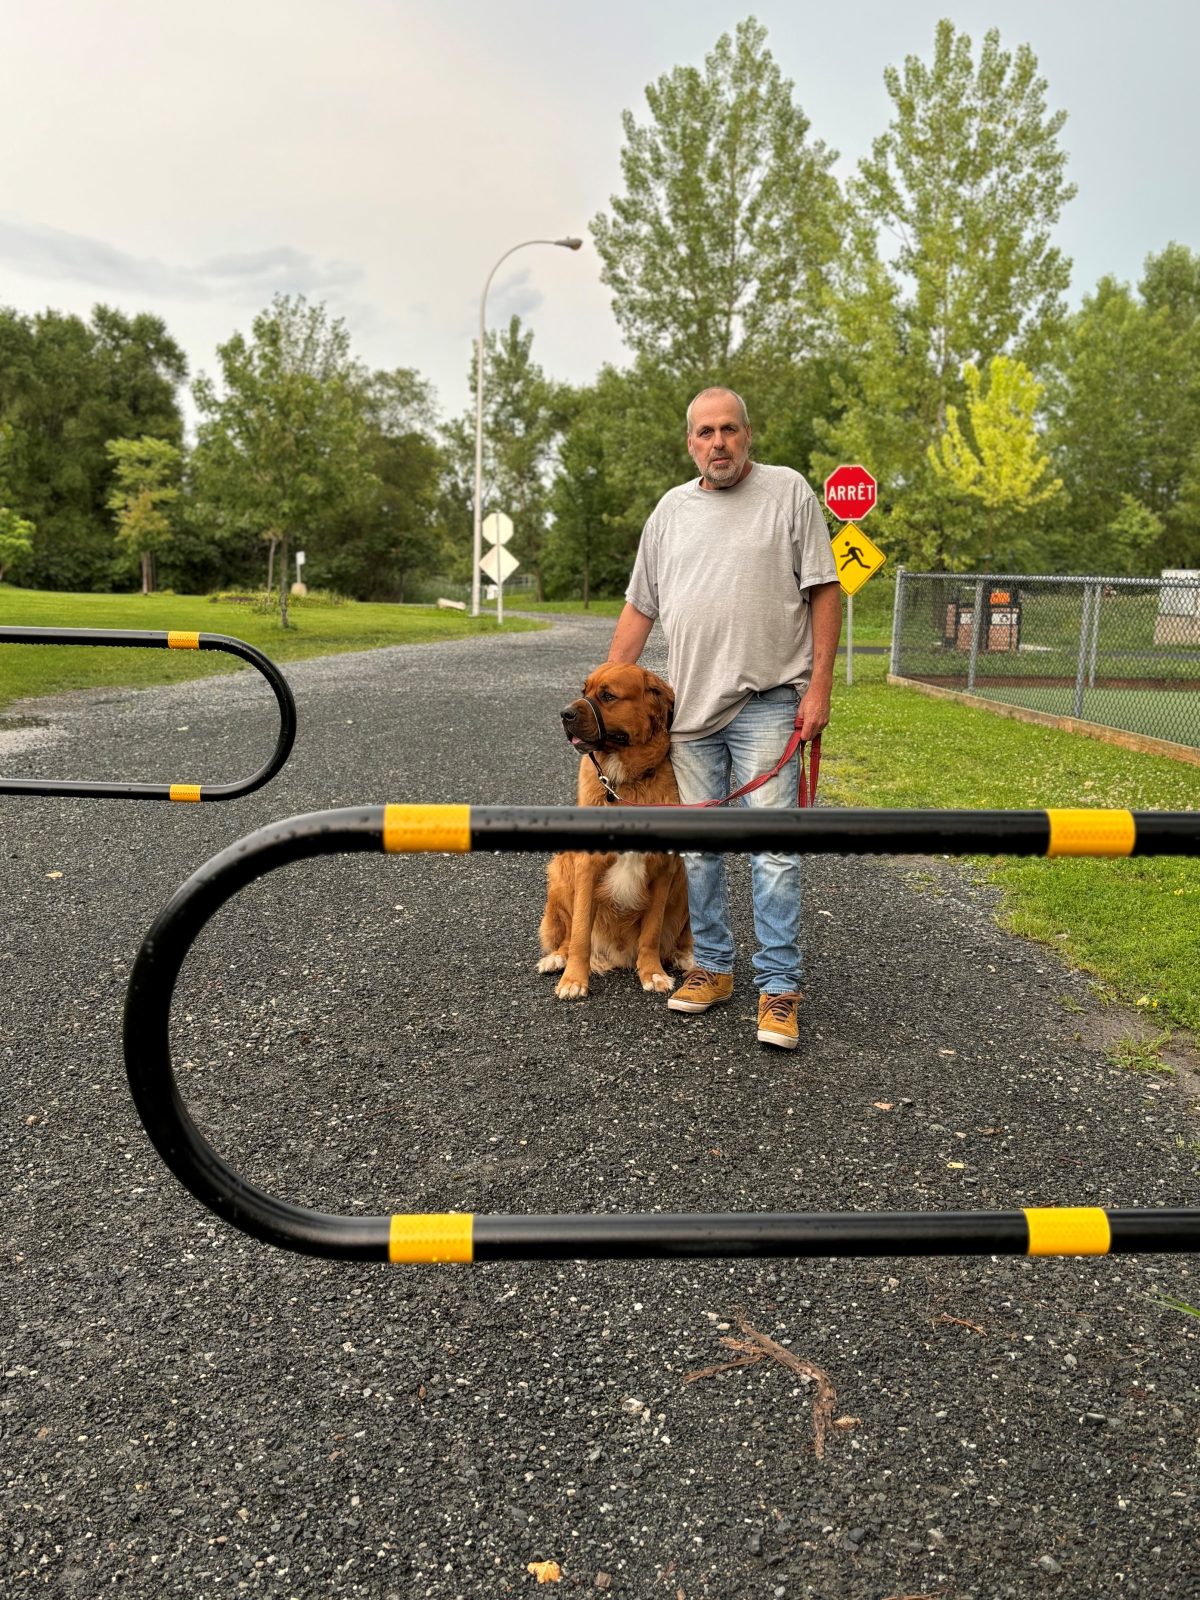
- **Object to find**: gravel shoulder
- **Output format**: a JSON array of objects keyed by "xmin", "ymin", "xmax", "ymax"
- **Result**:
[{"xmin": 2, "ymin": 616, "xmax": 1198, "ymax": 1599}]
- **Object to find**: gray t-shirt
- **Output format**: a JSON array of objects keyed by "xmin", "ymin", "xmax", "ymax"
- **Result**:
[{"xmin": 625, "ymin": 462, "xmax": 838, "ymax": 740}]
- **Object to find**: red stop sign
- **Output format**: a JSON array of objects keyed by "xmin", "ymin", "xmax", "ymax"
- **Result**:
[{"xmin": 824, "ymin": 464, "xmax": 877, "ymax": 519}]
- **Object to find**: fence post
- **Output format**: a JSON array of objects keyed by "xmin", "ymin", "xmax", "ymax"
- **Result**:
[
  {"xmin": 1088, "ymin": 582, "xmax": 1102, "ymax": 688},
  {"xmin": 1073, "ymin": 584, "xmax": 1094, "ymax": 719},
  {"xmin": 889, "ymin": 565, "xmax": 906, "ymax": 677},
  {"xmin": 966, "ymin": 579, "xmax": 985, "ymax": 692}
]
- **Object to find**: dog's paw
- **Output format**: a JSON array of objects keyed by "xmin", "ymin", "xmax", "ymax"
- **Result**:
[
  {"xmin": 555, "ymin": 976, "xmax": 589, "ymax": 1000},
  {"xmin": 537, "ymin": 952, "xmax": 567, "ymax": 973},
  {"xmin": 641, "ymin": 969, "xmax": 676, "ymax": 993}
]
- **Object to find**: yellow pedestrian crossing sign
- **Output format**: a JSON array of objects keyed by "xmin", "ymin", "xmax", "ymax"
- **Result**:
[{"xmin": 831, "ymin": 523, "xmax": 886, "ymax": 596}]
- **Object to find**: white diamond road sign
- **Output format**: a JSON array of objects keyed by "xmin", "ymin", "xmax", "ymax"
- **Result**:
[{"xmin": 479, "ymin": 544, "xmax": 520, "ymax": 584}]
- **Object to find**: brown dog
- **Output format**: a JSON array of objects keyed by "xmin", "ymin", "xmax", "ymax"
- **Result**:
[{"xmin": 538, "ymin": 662, "xmax": 692, "ymax": 1000}]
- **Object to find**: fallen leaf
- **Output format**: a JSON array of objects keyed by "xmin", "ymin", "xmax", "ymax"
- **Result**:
[
  {"xmin": 46, "ymin": 871, "xmax": 63, "ymax": 880},
  {"xmin": 873, "ymin": 1101, "xmax": 894, "ymax": 1111},
  {"xmin": 946, "ymin": 1161, "xmax": 966, "ymax": 1170},
  {"xmin": 527, "ymin": 1561, "xmax": 562, "ymax": 1584},
  {"xmin": 832, "ymin": 1415, "xmax": 862, "ymax": 1430},
  {"xmin": 594, "ymin": 1576, "xmax": 612, "ymax": 1592},
  {"xmin": 938, "ymin": 1048, "xmax": 956, "ymax": 1057}
]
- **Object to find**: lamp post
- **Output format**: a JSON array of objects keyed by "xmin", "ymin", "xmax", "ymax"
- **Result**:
[{"xmin": 471, "ymin": 236, "xmax": 583, "ymax": 617}]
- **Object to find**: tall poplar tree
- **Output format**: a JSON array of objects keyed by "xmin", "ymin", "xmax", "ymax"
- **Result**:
[
  {"xmin": 821, "ymin": 20, "xmax": 1076, "ymax": 567},
  {"xmin": 591, "ymin": 16, "xmax": 842, "ymax": 381}
]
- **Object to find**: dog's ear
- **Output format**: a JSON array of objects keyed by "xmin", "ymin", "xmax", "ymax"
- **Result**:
[{"xmin": 645, "ymin": 673, "xmax": 675, "ymax": 734}]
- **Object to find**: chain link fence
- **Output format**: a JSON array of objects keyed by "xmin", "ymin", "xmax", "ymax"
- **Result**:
[{"xmin": 889, "ymin": 570, "xmax": 1200, "ymax": 752}]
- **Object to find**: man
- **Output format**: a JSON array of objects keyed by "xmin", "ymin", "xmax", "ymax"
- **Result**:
[{"xmin": 606, "ymin": 387, "xmax": 840, "ymax": 1050}]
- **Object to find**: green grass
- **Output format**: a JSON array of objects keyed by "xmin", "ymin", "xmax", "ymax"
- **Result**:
[
  {"xmin": 969, "ymin": 685, "xmax": 1199, "ymax": 748},
  {"xmin": 0, "ymin": 586, "xmax": 544, "ymax": 706},
  {"xmin": 823, "ymin": 652, "xmax": 1200, "ymax": 1032},
  {"xmin": 1107, "ymin": 1032, "xmax": 1175, "ymax": 1074}
]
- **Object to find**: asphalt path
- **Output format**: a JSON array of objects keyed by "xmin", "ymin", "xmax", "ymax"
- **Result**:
[{"xmin": 2, "ymin": 614, "xmax": 1198, "ymax": 1599}]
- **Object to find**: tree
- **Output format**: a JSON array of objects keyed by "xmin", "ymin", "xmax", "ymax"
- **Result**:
[
  {"xmin": 1047, "ymin": 248, "xmax": 1200, "ymax": 570},
  {"xmin": 927, "ymin": 356, "xmax": 1061, "ymax": 568},
  {"xmin": 0, "ymin": 423, "xmax": 34, "ymax": 583},
  {"xmin": 591, "ymin": 16, "xmax": 842, "ymax": 380},
  {"xmin": 544, "ymin": 392, "xmax": 628, "ymax": 604},
  {"xmin": 857, "ymin": 19, "xmax": 1075, "ymax": 410},
  {"xmin": 0, "ymin": 507, "xmax": 34, "ymax": 584},
  {"xmin": 0, "ymin": 305, "xmax": 186, "ymax": 589},
  {"xmin": 321, "ymin": 369, "xmax": 450, "ymax": 601},
  {"xmin": 105, "ymin": 436, "xmax": 181, "ymax": 594},
  {"xmin": 192, "ymin": 296, "xmax": 375, "ymax": 626},
  {"xmin": 446, "ymin": 316, "xmax": 568, "ymax": 600},
  {"xmin": 821, "ymin": 21, "xmax": 1075, "ymax": 567}
]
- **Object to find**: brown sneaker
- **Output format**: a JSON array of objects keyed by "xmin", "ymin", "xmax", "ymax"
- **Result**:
[
  {"xmin": 667, "ymin": 967, "xmax": 734, "ymax": 1013},
  {"xmin": 757, "ymin": 991, "xmax": 801, "ymax": 1049}
]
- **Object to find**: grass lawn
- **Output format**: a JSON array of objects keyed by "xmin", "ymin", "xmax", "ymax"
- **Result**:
[
  {"xmin": 0, "ymin": 587, "xmax": 543, "ymax": 706},
  {"xmin": 969, "ymin": 684, "xmax": 1199, "ymax": 750},
  {"xmin": 825, "ymin": 652, "xmax": 1200, "ymax": 1032}
]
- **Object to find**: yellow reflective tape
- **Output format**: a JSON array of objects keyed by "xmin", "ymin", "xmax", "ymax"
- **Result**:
[
  {"xmin": 167, "ymin": 631, "xmax": 201, "ymax": 650},
  {"xmin": 1025, "ymin": 1207, "xmax": 1111, "ymax": 1256},
  {"xmin": 169, "ymin": 784, "xmax": 202, "ymax": 803},
  {"xmin": 389, "ymin": 1213, "xmax": 474, "ymax": 1264},
  {"xmin": 382, "ymin": 803, "xmax": 471, "ymax": 854},
  {"xmin": 1046, "ymin": 809, "xmax": 1135, "ymax": 858}
]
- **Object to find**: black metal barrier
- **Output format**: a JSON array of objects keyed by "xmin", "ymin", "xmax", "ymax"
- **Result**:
[
  {"xmin": 0, "ymin": 626, "xmax": 296, "ymax": 800},
  {"xmin": 123, "ymin": 803, "xmax": 1200, "ymax": 1263}
]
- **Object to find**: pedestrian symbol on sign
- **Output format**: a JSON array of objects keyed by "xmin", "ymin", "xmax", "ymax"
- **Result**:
[{"xmin": 839, "ymin": 543, "xmax": 871, "ymax": 573}]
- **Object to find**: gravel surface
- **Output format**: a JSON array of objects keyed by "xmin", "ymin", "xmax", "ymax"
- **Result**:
[{"xmin": 2, "ymin": 614, "xmax": 1198, "ymax": 1599}]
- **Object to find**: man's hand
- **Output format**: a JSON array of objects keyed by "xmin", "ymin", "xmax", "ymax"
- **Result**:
[{"xmin": 796, "ymin": 678, "xmax": 832, "ymax": 741}]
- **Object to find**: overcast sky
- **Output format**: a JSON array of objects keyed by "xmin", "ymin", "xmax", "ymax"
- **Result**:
[{"xmin": 2, "ymin": 0, "xmax": 1197, "ymax": 425}]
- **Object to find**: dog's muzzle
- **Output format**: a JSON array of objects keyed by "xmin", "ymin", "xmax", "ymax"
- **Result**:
[{"xmin": 560, "ymin": 696, "xmax": 628, "ymax": 751}]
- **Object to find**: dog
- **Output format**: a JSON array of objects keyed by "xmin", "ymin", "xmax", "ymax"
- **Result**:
[{"xmin": 538, "ymin": 662, "xmax": 693, "ymax": 1000}]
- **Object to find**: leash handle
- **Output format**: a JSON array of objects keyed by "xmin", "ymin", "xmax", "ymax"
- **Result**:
[{"xmin": 800, "ymin": 732, "xmax": 821, "ymax": 808}]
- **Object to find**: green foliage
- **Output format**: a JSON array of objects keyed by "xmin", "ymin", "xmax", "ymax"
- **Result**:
[
  {"xmin": 0, "ymin": 304, "xmax": 186, "ymax": 589},
  {"xmin": 857, "ymin": 19, "xmax": 1075, "ymax": 381},
  {"xmin": 591, "ymin": 16, "xmax": 842, "ymax": 379},
  {"xmin": 822, "ymin": 20, "xmax": 1075, "ymax": 568},
  {"xmin": 446, "ymin": 317, "xmax": 568, "ymax": 599},
  {"xmin": 320, "ymin": 368, "xmax": 450, "ymax": 602},
  {"xmin": 191, "ymin": 295, "xmax": 376, "ymax": 626},
  {"xmin": 926, "ymin": 357, "xmax": 1061, "ymax": 568},
  {"xmin": 0, "ymin": 505, "xmax": 35, "ymax": 583},
  {"xmin": 105, "ymin": 435, "xmax": 181, "ymax": 593},
  {"xmin": 0, "ymin": 422, "xmax": 35, "ymax": 582},
  {"xmin": 1046, "ymin": 247, "xmax": 1200, "ymax": 571}
]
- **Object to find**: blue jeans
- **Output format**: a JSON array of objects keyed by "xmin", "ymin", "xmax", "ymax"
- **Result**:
[{"xmin": 669, "ymin": 687, "xmax": 804, "ymax": 995}]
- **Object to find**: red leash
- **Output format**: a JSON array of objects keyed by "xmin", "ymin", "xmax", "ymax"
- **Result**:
[{"xmin": 588, "ymin": 716, "xmax": 820, "ymax": 809}]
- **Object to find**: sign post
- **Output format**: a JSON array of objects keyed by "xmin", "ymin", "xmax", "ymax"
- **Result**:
[
  {"xmin": 481, "ymin": 512, "xmax": 517, "ymax": 624},
  {"xmin": 823, "ymin": 466, "xmax": 883, "ymax": 687}
]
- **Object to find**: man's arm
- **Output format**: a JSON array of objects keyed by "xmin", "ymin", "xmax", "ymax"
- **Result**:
[
  {"xmin": 607, "ymin": 602, "xmax": 655, "ymax": 664},
  {"xmin": 796, "ymin": 581, "xmax": 841, "ymax": 741}
]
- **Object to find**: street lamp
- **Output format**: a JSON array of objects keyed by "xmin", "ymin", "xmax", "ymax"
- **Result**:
[{"xmin": 471, "ymin": 235, "xmax": 583, "ymax": 617}]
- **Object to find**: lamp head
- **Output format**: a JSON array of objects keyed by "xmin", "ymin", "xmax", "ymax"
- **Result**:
[{"xmin": 556, "ymin": 237, "xmax": 584, "ymax": 250}]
